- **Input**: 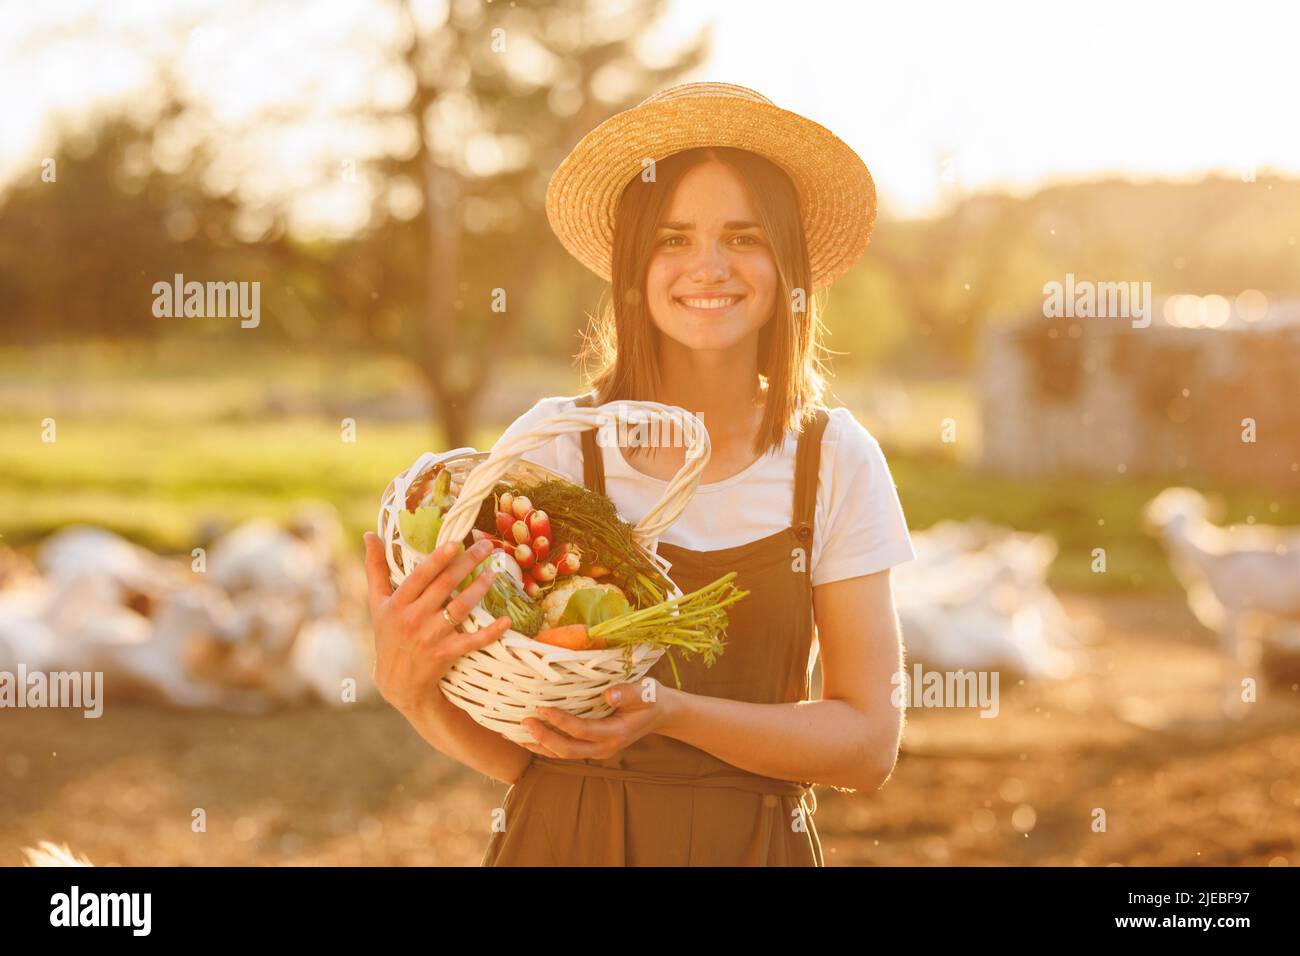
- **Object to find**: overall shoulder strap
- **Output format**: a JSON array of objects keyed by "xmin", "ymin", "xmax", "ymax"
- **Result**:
[
  {"xmin": 572, "ymin": 391, "xmax": 606, "ymax": 496},
  {"xmin": 791, "ymin": 406, "xmax": 831, "ymax": 547}
]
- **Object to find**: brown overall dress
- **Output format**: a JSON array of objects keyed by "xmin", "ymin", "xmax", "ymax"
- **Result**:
[{"xmin": 482, "ymin": 393, "xmax": 830, "ymax": 866}]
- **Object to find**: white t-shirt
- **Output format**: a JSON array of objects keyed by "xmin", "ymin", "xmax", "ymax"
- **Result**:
[{"xmin": 489, "ymin": 395, "xmax": 916, "ymax": 587}]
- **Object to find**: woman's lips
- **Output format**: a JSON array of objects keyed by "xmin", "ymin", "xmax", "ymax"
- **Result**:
[{"xmin": 674, "ymin": 294, "xmax": 745, "ymax": 316}]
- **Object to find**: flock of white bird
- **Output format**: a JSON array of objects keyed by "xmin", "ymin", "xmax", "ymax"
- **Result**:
[
  {"xmin": 894, "ymin": 488, "xmax": 1300, "ymax": 690},
  {"xmin": 0, "ymin": 503, "xmax": 377, "ymax": 712},
  {"xmin": 3, "ymin": 486, "xmax": 1297, "ymax": 719}
]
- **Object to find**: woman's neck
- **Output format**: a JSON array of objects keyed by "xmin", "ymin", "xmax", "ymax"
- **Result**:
[{"xmin": 651, "ymin": 344, "xmax": 765, "ymax": 450}]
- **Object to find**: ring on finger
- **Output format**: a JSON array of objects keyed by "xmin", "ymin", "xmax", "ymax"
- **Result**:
[{"xmin": 441, "ymin": 606, "xmax": 459, "ymax": 629}]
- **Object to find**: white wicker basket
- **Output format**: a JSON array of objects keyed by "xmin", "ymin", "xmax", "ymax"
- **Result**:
[{"xmin": 376, "ymin": 400, "xmax": 711, "ymax": 744}]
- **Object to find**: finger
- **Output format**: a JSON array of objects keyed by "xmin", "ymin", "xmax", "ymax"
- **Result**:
[
  {"xmin": 604, "ymin": 681, "xmax": 651, "ymax": 711},
  {"xmin": 363, "ymin": 532, "xmax": 394, "ymax": 615},
  {"xmin": 440, "ymin": 614, "xmax": 512, "ymax": 658},
  {"xmin": 520, "ymin": 741, "xmax": 559, "ymax": 759},
  {"xmin": 416, "ymin": 550, "xmax": 498, "ymax": 621},
  {"xmin": 534, "ymin": 706, "xmax": 610, "ymax": 742},
  {"xmin": 397, "ymin": 537, "xmax": 495, "ymax": 611},
  {"xmin": 524, "ymin": 717, "xmax": 601, "ymax": 759}
]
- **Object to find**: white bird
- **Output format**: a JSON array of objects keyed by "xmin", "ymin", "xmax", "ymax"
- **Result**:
[
  {"xmin": 1144, "ymin": 487, "xmax": 1300, "ymax": 704},
  {"xmin": 206, "ymin": 518, "xmax": 338, "ymax": 618},
  {"xmin": 0, "ymin": 580, "xmax": 62, "ymax": 672},
  {"xmin": 290, "ymin": 618, "xmax": 377, "ymax": 707},
  {"xmin": 37, "ymin": 526, "xmax": 182, "ymax": 613},
  {"xmin": 893, "ymin": 523, "xmax": 1079, "ymax": 680}
]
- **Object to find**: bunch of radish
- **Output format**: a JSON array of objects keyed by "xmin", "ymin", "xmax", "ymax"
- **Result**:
[{"xmin": 469, "ymin": 491, "xmax": 584, "ymax": 599}]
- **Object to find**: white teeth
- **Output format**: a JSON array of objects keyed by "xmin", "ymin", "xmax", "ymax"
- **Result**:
[{"xmin": 678, "ymin": 297, "xmax": 738, "ymax": 309}]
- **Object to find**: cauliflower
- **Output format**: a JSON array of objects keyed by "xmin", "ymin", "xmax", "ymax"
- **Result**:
[{"xmin": 541, "ymin": 575, "xmax": 626, "ymax": 629}]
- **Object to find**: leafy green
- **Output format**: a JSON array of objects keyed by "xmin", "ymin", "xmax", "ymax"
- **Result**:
[
  {"xmin": 397, "ymin": 506, "xmax": 445, "ymax": 555},
  {"xmin": 559, "ymin": 587, "xmax": 630, "ymax": 628},
  {"xmin": 482, "ymin": 569, "xmax": 544, "ymax": 636}
]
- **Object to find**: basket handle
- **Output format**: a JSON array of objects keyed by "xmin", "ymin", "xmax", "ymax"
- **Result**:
[{"xmin": 435, "ymin": 400, "xmax": 711, "ymax": 551}]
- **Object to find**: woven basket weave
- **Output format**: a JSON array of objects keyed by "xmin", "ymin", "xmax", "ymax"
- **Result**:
[{"xmin": 377, "ymin": 400, "xmax": 710, "ymax": 744}]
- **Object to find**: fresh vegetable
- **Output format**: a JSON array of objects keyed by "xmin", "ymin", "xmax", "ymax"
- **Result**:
[
  {"xmin": 534, "ymin": 624, "xmax": 605, "ymax": 651},
  {"xmin": 541, "ymin": 575, "xmax": 626, "ymax": 629},
  {"xmin": 559, "ymin": 587, "xmax": 631, "ymax": 628},
  {"xmin": 589, "ymin": 572, "xmax": 747, "ymax": 687},
  {"xmin": 397, "ymin": 506, "xmax": 445, "ymax": 555},
  {"xmin": 398, "ymin": 466, "xmax": 459, "ymax": 554},
  {"xmin": 405, "ymin": 465, "xmax": 455, "ymax": 513},
  {"xmin": 527, "ymin": 511, "xmax": 551, "ymax": 540},
  {"xmin": 485, "ymin": 479, "xmax": 674, "ymax": 608},
  {"xmin": 472, "ymin": 489, "xmax": 581, "ymax": 592},
  {"xmin": 478, "ymin": 552, "xmax": 543, "ymax": 636},
  {"xmin": 402, "ymin": 467, "xmax": 744, "ymax": 684}
]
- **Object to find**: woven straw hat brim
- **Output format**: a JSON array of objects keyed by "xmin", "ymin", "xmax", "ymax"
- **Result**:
[{"xmin": 546, "ymin": 89, "xmax": 877, "ymax": 292}]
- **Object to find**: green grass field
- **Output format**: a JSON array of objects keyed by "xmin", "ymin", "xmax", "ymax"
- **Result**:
[{"xmin": 3, "ymin": 341, "xmax": 1294, "ymax": 593}]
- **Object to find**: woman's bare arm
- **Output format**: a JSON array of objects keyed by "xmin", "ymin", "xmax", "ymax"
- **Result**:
[
  {"xmin": 656, "ymin": 569, "xmax": 904, "ymax": 791},
  {"xmin": 397, "ymin": 691, "xmax": 533, "ymax": 786}
]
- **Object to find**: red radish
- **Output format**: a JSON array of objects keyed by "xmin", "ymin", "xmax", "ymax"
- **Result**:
[
  {"xmin": 514, "ymin": 542, "xmax": 535, "ymax": 569},
  {"xmin": 558, "ymin": 552, "xmax": 581, "ymax": 576},
  {"xmin": 511, "ymin": 520, "xmax": 530, "ymax": 544},
  {"xmin": 527, "ymin": 510, "xmax": 551, "ymax": 539},
  {"xmin": 498, "ymin": 491, "xmax": 514, "ymax": 514},
  {"xmin": 534, "ymin": 561, "xmax": 558, "ymax": 584},
  {"xmin": 511, "ymin": 496, "xmax": 532, "ymax": 519},
  {"xmin": 532, "ymin": 535, "xmax": 550, "ymax": 560},
  {"xmin": 523, "ymin": 579, "xmax": 542, "ymax": 599},
  {"xmin": 495, "ymin": 511, "xmax": 515, "ymax": 537}
]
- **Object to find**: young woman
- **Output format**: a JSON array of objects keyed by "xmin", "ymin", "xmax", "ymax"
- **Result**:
[{"xmin": 362, "ymin": 82, "xmax": 915, "ymax": 866}]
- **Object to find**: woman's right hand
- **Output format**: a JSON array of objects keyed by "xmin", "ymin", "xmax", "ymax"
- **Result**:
[{"xmin": 362, "ymin": 532, "xmax": 512, "ymax": 715}]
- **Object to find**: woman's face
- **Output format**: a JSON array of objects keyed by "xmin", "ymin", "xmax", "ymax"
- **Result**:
[{"xmin": 644, "ymin": 159, "xmax": 778, "ymax": 354}]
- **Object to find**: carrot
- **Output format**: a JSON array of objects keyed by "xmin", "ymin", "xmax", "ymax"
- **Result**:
[{"xmin": 532, "ymin": 624, "xmax": 606, "ymax": 650}]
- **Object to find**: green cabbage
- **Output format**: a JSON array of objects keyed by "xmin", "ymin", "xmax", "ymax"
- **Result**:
[{"xmin": 559, "ymin": 587, "xmax": 630, "ymax": 628}]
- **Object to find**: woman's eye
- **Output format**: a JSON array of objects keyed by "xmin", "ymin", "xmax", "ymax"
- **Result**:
[{"xmin": 658, "ymin": 234, "xmax": 760, "ymax": 248}]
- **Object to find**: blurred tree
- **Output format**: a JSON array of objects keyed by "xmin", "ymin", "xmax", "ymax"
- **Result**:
[
  {"xmin": 245, "ymin": 0, "xmax": 709, "ymax": 443},
  {"xmin": 0, "ymin": 103, "xmax": 247, "ymax": 344},
  {"xmin": 372, "ymin": 0, "xmax": 708, "ymax": 446}
]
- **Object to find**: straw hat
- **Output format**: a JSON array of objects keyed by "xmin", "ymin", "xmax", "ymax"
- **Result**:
[{"xmin": 545, "ymin": 81, "xmax": 877, "ymax": 291}]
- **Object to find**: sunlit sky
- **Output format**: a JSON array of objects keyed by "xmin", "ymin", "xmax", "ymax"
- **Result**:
[{"xmin": 2, "ymin": 0, "xmax": 1297, "ymax": 230}]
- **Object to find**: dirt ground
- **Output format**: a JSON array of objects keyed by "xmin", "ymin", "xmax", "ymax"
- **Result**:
[{"xmin": 3, "ymin": 591, "xmax": 1297, "ymax": 867}]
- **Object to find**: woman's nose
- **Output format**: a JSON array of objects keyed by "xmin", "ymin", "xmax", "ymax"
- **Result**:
[{"xmin": 688, "ymin": 240, "xmax": 730, "ymax": 281}]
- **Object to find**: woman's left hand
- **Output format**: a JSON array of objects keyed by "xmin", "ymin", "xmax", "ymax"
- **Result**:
[{"xmin": 520, "ymin": 678, "xmax": 681, "ymax": 759}]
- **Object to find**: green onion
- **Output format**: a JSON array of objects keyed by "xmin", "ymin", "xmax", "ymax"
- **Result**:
[{"xmin": 589, "ymin": 572, "xmax": 748, "ymax": 687}]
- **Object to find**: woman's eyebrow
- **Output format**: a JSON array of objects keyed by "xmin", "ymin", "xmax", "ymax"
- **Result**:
[{"xmin": 658, "ymin": 220, "xmax": 763, "ymax": 230}]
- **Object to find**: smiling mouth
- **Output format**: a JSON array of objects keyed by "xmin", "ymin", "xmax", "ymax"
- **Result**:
[{"xmin": 674, "ymin": 294, "xmax": 745, "ymax": 314}]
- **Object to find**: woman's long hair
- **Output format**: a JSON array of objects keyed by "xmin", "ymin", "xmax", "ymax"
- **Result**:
[{"xmin": 577, "ymin": 146, "xmax": 833, "ymax": 457}]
